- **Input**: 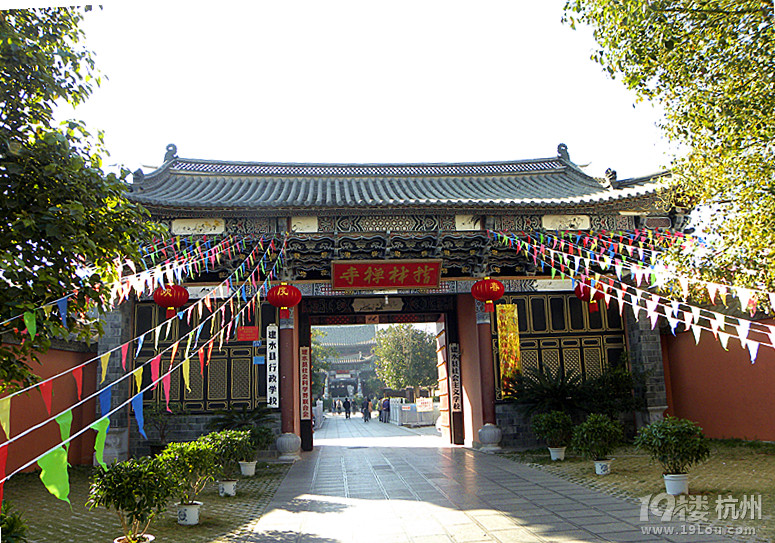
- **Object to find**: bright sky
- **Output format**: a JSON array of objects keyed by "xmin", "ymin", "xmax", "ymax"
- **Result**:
[{"xmin": 49, "ymin": 1, "xmax": 672, "ymax": 179}]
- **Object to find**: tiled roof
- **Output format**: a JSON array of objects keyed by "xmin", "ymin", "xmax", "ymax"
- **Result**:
[
  {"xmin": 316, "ymin": 324, "xmax": 377, "ymax": 347},
  {"xmin": 128, "ymin": 154, "xmax": 666, "ymax": 211}
]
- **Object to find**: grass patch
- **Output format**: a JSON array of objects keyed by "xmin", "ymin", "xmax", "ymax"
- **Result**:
[
  {"xmin": 4, "ymin": 463, "xmax": 289, "ymax": 543},
  {"xmin": 505, "ymin": 441, "xmax": 774, "ymax": 541}
]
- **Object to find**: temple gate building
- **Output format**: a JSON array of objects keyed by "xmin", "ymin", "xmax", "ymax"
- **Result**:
[{"xmin": 100, "ymin": 143, "xmax": 673, "ymax": 459}]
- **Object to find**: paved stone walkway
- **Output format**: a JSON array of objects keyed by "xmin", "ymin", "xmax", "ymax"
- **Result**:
[{"xmin": 245, "ymin": 413, "xmax": 736, "ymax": 543}]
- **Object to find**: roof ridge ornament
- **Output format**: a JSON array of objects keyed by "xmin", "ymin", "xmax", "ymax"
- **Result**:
[
  {"xmin": 557, "ymin": 143, "xmax": 570, "ymax": 162},
  {"xmin": 604, "ymin": 168, "xmax": 620, "ymax": 189},
  {"xmin": 164, "ymin": 143, "xmax": 178, "ymax": 163}
]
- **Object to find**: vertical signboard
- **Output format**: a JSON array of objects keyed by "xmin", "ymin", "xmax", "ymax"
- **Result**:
[
  {"xmin": 448, "ymin": 343, "xmax": 462, "ymax": 413},
  {"xmin": 300, "ymin": 346, "xmax": 311, "ymax": 420},
  {"xmin": 266, "ymin": 324, "xmax": 279, "ymax": 408}
]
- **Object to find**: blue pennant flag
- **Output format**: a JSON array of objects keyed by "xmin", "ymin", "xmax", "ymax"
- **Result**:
[
  {"xmin": 56, "ymin": 297, "xmax": 68, "ymax": 328},
  {"xmin": 99, "ymin": 386, "xmax": 112, "ymax": 419},
  {"xmin": 131, "ymin": 394, "xmax": 147, "ymax": 439}
]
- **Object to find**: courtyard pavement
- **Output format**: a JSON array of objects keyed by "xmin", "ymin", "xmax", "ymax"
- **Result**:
[{"xmin": 244, "ymin": 413, "xmax": 736, "ymax": 543}]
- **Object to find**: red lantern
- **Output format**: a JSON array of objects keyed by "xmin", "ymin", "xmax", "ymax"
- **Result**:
[
  {"xmin": 267, "ymin": 283, "xmax": 302, "ymax": 319},
  {"xmin": 471, "ymin": 277, "xmax": 505, "ymax": 312},
  {"xmin": 574, "ymin": 280, "xmax": 606, "ymax": 313},
  {"xmin": 153, "ymin": 285, "xmax": 189, "ymax": 318}
]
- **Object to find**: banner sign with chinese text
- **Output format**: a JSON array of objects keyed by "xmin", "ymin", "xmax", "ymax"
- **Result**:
[
  {"xmin": 266, "ymin": 324, "xmax": 279, "ymax": 408},
  {"xmin": 331, "ymin": 260, "xmax": 442, "ymax": 290},
  {"xmin": 448, "ymin": 343, "xmax": 462, "ymax": 413},
  {"xmin": 300, "ymin": 347, "xmax": 311, "ymax": 420}
]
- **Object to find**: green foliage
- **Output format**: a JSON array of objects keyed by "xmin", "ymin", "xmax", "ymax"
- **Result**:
[
  {"xmin": 251, "ymin": 426, "xmax": 275, "ymax": 451},
  {"xmin": 579, "ymin": 366, "xmax": 645, "ymax": 418},
  {"xmin": 531, "ymin": 410, "xmax": 574, "ymax": 447},
  {"xmin": 634, "ymin": 415, "xmax": 711, "ymax": 474},
  {"xmin": 197, "ymin": 429, "xmax": 254, "ymax": 478},
  {"xmin": 373, "ymin": 324, "xmax": 437, "ymax": 389},
  {"xmin": 144, "ymin": 403, "xmax": 187, "ymax": 446},
  {"xmin": 563, "ymin": 0, "xmax": 775, "ymax": 291},
  {"xmin": 0, "ymin": 502, "xmax": 29, "ymax": 543},
  {"xmin": 310, "ymin": 329, "xmax": 336, "ymax": 398},
  {"xmin": 208, "ymin": 404, "xmax": 273, "ymax": 431},
  {"xmin": 510, "ymin": 365, "xmax": 583, "ymax": 417},
  {"xmin": 158, "ymin": 440, "xmax": 217, "ymax": 504},
  {"xmin": 0, "ymin": 8, "xmax": 161, "ymax": 392},
  {"xmin": 86, "ymin": 457, "xmax": 174, "ymax": 543},
  {"xmin": 571, "ymin": 413, "xmax": 623, "ymax": 460}
]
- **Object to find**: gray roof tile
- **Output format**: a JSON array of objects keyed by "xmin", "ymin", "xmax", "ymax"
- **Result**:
[{"xmin": 128, "ymin": 156, "xmax": 666, "ymax": 211}]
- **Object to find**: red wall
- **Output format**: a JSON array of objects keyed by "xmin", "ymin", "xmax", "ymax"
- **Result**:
[
  {"xmin": 1, "ymin": 348, "xmax": 97, "ymax": 474},
  {"xmin": 662, "ymin": 320, "xmax": 775, "ymax": 441}
]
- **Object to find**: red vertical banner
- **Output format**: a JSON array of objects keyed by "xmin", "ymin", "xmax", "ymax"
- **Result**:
[{"xmin": 300, "ymin": 346, "xmax": 311, "ymax": 421}]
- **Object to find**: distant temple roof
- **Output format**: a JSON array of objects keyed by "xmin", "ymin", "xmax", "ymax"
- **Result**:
[
  {"xmin": 128, "ymin": 144, "xmax": 666, "ymax": 213},
  {"xmin": 317, "ymin": 324, "xmax": 377, "ymax": 348}
]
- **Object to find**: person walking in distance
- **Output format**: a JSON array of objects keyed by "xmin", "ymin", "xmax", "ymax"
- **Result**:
[
  {"xmin": 381, "ymin": 397, "xmax": 390, "ymax": 423},
  {"xmin": 343, "ymin": 397, "xmax": 351, "ymax": 419},
  {"xmin": 362, "ymin": 397, "xmax": 372, "ymax": 422}
]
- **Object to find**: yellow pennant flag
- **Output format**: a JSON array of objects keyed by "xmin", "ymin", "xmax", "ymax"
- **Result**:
[
  {"xmin": 182, "ymin": 357, "xmax": 191, "ymax": 392},
  {"xmin": 0, "ymin": 396, "xmax": 10, "ymax": 438},
  {"xmin": 133, "ymin": 367, "xmax": 143, "ymax": 392},
  {"xmin": 100, "ymin": 352, "xmax": 111, "ymax": 383}
]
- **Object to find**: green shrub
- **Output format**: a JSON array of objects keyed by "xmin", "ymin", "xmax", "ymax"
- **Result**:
[
  {"xmin": 159, "ymin": 440, "xmax": 217, "ymax": 504},
  {"xmin": 251, "ymin": 425, "xmax": 276, "ymax": 451},
  {"xmin": 634, "ymin": 416, "xmax": 711, "ymax": 474},
  {"xmin": 86, "ymin": 457, "xmax": 173, "ymax": 543},
  {"xmin": 511, "ymin": 365, "xmax": 583, "ymax": 416},
  {"xmin": 198, "ymin": 429, "xmax": 254, "ymax": 478},
  {"xmin": 579, "ymin": 366, "xmax": 645, "ymax": 418},
  {"xmin": 571, "ymin": 413, "xmax": 623, "ymax": 460},
  {"xmin": 531, "ymin": 411, "xmax": 573, "ymax": 447},
  {"xmin": 0, "ymin": 502, "xmax": 28, "ymax": 543},
  {"xmin": 207, "ymin": 404, "xmax": 273, "ymax": 431}
]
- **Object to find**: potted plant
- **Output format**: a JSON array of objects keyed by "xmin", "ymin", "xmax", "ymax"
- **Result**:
[
  {"xmin": 571, "ymin": 413, "xmax": 623, "ymax": 475},
  {"xmin": 144, "ymin": 403, "xmax": 187, "ymax": 455},
  {"xmin": 86, "ymin": 457, "xmax": 174, "ymax": 543},
  {"xmin": 158, "ymin": 440, "xmax": 217, "ymax": 525},
  {"xmin": 198, "ymin": 429, "xmax": 253, "ymax": 496},
  {"xmin": 531, "ymin": 410, "xmax": 573, "ymax": 460},
  {"xmin": 240, "ymin": 426, "xmax": 275, "ymax": 476},
  {"xmin": 0, "ymin": 501, "xmax": 29, "ymax": 543},
  {"xmin": 634, "ymin": 415, "xmax": 711, "ymax": 495}
]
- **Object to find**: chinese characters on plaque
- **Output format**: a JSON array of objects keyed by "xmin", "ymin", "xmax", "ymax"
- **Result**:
[
  {"xmin": 266, "ymin": 324, "xmax": 279, "ymax": 408},
  {"xmin": 448, "ymin": 343, "xmax": 462, "ymax": 413},
  {"xmin": 331, "ymin": 260, "xmax": 442, "ymax": 290},
  {"xmin": 300, "ymin": 346, "xmax": 311, "ymax": 421}
]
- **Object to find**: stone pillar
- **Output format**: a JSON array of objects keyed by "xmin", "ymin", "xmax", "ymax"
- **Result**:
[
  {"xmin": 96, "ymin": 303, "xmax": 133, "ymax": 464},
  {"xmin": 476, "ymin": 301, "xmax": 502, "ymax": 452},
  {"xmin": 278, "ymin": 308, "xmax": 300, "ymax": 461},
  {"xmin": 625, "ymin": 307, "xmax": 668, "ymax": 427}
]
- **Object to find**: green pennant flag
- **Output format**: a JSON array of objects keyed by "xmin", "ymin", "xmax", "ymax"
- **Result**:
[
  {"xmin": 91, "ymin": 418, "xmax": 111, "ymax": 471},
  {"xmin": 23, "ymin": 311, "xmax": 36, "ymax": 338},
  {"xmin": 55, "ymin": 410, "xmax": 73, "ymax": 453},
  {"xmin": 37, "ymin": 447, "xmax": 70, "ymax": 504}
]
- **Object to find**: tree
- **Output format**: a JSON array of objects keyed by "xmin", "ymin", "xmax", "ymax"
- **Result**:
[
  {"xmin": 372, "ymin": 325, "xmax": 437, "ymax": 389},
  {"xmin": 0, "ymin": 8, "xmax": 159, "ymax": 392},
  {"xmin": 563, "ymin": 1, "xmax": 775, "ymax": 292},
  {"xmin": 310, "ymin": 329, "xmax": 336, "ymax": 398}
]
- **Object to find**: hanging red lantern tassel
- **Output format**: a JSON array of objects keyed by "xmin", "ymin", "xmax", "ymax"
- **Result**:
[
  {"xmin": 574, "ymin": 280, "xmax": 606, "ymax": 313},
  {"xmin": 471, "ymin": 277, "xmax": 505, "ymax": 312},
  {"xmin": 153, "ymin": 285, "xmax": 190, "ymax": 318},
  {"xmin": 267, "ymin": 283, "xmax": 302, "ymax": 319}
]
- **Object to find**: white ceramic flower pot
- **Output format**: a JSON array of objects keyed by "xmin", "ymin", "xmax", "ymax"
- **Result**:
[
  {"xmin": 176, "ymin": 501, "xmax": 202, "ymax": 525},
  {"xmin": 218, "ymin": 479, "xmax": 237, "ymax": 497},
  {"xmin": 239, "ymin": 460, "xmax": 257, "ymax": 476},
  {"xmin": 114, "ymin": 535, "xmax": 155, "ymax": 543},
  {"xmin": 594, "ymin": 459, "xmax": 612, "ymax": 475},
  {"xmin": 664, "ymin": 473, "xmax": 689, "ymax": 495},
  {"xmin": 548, "ymin": 447, "xmax": 566, "ymax": 461}
]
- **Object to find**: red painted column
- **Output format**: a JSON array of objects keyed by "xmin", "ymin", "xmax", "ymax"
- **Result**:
[
  {"xmin": 477, "ymin": 307, "xmax": 497, "ymax": 425},
  {"xmin": 279, "ymin": 318, "xmax": 296, "ymax": 434}
]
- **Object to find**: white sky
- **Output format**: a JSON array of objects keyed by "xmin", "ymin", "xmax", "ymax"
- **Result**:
[{"xmin": 44, "ymin": 1, "xmax": 673, "ymax": 179}]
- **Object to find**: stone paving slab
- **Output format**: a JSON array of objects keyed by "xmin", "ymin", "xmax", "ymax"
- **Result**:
[{"xmin": 243, "ymin": 414, "xmax": 740, "ymax": 543}]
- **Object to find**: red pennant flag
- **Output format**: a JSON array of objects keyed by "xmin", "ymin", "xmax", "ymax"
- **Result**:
[
  {"xmin": 198, "ymin": 348, "xmax": 205, "ymax": 376},
  {"xmin": 206, "ymin": 340, "xmax": 214, "ymax": 364},
  {"xmin": 39, "ymin": 380, "xmax": 53, "ymax": 415},
  {"xmin": 150, "ymin": 355, "xmax": 161, "ymax": 389},
  {"xmin": 72, "ymin": 366, "xmax": 83, "ymax": 400},
  {"xmin": 121, "ymin": 343, "xmax": 129, "ymax": 371},
  {"xmin": 162, "ymin": 370, "xmax": 172, "ymax": 412}
]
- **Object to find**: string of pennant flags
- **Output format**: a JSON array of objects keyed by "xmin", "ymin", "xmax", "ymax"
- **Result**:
[
  {"xmin": 489, "ymin": 229, "xmax": 775, "ymax": 363},
  {"xmin": 0, "ymin": 234, "xmax": 290, "ymax": 505}
]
